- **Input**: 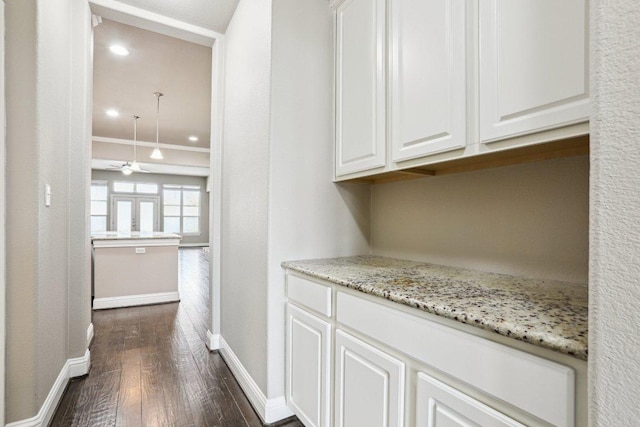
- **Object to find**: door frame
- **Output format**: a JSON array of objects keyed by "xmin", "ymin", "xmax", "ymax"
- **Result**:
[
  {"xmin": 87, "ymin": 0, "xmax": 225, "ymax": 349},
  {"xmin": 0, "ymin": 1, "xmax": 6, "ymax": 422}
]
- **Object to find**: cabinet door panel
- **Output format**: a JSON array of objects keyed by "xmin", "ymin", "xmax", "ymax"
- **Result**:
[
  {"xmin": 416, "ymin": 373, "xmax": 525, "ymax": 427},
  {"xmin": 390, "ymin": 0, "xmax": 467, "ymax": 162},
  {"xmin": 335, "ymin": 0, "xmax": 386, "ymax": 176},
  {"xmin": 480, "ymin": 0, "xmax": 589, "ymax": 142},
  {"xmin": 334, "ymin": 329, "xmax": 404, "ymax": 427},
  {"xmin": 287, "ymin": 304, "xmax": 331, "ymax": 427}
]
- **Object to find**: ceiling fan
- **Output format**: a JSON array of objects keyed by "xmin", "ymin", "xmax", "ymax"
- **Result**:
[{"xmin": 108, "ymin": 115, "xmax": 150, "ymax": 175}]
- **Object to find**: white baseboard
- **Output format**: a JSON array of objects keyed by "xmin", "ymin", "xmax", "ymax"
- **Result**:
[
  {"xmin": 218, "ymin": 336, "xmax": 293, "ymax": 424},
  {"xmin": 87, "ymin": 322, "xmax": 94, "ymax": 347},
  {"xmin": 179, "ymin": 243, "xmax": 210, "ymax": 248},
  {"xmin": 93, "ymin": 291, "xmax": 179, "ymax": 310},
  {"xmin": 206, "ymin": 330, "xmax": 220, "ymax": 350},
  {"xmin": 6, "ymin": 349, "xmax": 90, "ymax": 427}
]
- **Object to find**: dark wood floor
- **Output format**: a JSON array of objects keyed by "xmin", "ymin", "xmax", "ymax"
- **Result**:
[{"xmin": 51, "ymin": 248, "xmax": 302, "ymax": 427}]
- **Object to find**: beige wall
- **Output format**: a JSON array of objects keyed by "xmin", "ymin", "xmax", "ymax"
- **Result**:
[
  {"xmin": 94, "ymin": 245, "xmax": 179, "ymax": 298},
  {"xmin": 371, "ymin": 156, "xmax": 589, "ymax": 283},
  {"xmin": 5, "ymin": 0, "xmax": 92, "ymax": 422},
  {"xmin": 221, "ymin": 0, "xmax": 273, "ymax": 394},
  {"xmin": 266, "ymin": 0, "xmax": 370, "ymax": 398},
  {"xmin": 220, "ymin": 0, "xmax": 372, "ymax": 404},
  {"xmin": 91, "ymin": 170, "xmax": 210, "ymax": 245}
]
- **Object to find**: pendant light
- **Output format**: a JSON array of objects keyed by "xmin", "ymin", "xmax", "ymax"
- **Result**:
[
  {"xmin": 130, "ymin": 115, "xmax": 142, "ymax": 172},
  {"xmin": 150, "ymin": 91, "xmax": 164, "ymax": 160}
]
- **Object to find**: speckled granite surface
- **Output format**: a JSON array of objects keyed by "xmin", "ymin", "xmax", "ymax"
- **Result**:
[
  {"xmin": 91, "ymin": 231, "xmax": 181, "ymax": 241},
  {"xmin": 282, "ymin": 256, "xmax": 588, "ymax": 360}
]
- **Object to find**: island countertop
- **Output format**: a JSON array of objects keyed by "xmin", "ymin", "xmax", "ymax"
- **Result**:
[
  {"xmin": 91, "ymin": 231, "xmax": 182, "ymax": 241},
  {"xmin": 281, "ymin": 255, "xmax": 588, "ymax": 360}
]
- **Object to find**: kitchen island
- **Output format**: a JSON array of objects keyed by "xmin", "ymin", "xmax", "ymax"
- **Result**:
[
  {"xmin": 92, "ymin": 231, "xmax": 182, "ymax": 310},
  {"xmin": 282, "ymin": 255, "xmax": 588, "ymax": 427}
]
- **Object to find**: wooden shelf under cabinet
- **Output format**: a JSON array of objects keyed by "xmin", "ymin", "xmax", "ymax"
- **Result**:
[{"xmin": 342, "ymin": 135, "xmax": 589, "ymax": 185}]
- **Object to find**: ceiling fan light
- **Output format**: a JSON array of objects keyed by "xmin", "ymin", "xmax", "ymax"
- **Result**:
[
  {"xmin": 122, "ymin": 165, "xmax": 133, "ymax": 175},
  {"xmin": 150, "ymin": 148, "xmax": 164, "ymax": 160}
]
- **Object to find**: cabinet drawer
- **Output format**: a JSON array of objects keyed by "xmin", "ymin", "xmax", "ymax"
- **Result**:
[
  {"xmin": 336, "ymin": 291, "xmax": 574, "ymax": 427},
  {"xmin": 287, "ymin": 274, "xmax": 332, "ymax": 317}
]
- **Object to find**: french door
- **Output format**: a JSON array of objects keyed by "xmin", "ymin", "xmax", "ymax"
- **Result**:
[{"xmin": 111, "ymin": 196, "xmax": 159, "ymax": 233}]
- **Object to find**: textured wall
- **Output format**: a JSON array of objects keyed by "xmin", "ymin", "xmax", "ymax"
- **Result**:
[
  {"xmin": 266, "ymin": 0, "xmax": 370, "ymax": 398},
  {"xmin": 590, "ymin": 0, "xmax": 640, "ymax": 424},
  {"xmin": 220, "ymin": 0, "xmax": 273, "ymax": 394},
  {"xmin": 91, "ymin": 170, "xmax": 210, "ymax": 245},
  {"xmin": 371, "ymin": 156, "xmax": 589, "ymax": 283}
]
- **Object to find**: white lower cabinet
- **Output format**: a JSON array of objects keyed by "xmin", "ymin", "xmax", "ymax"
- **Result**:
[
  {"xmin": 286, "ymin": 304, "xmax": 331, "ymax": 427},
  {"xmin": 415, "ymin": 373, "xmax": 524, "ymax": 427},
  {"xmin": 334, "ymin": 329, "xmax": 405, "ymax": 427},
  {"xmin": 285, "ymin": 273, "xmax": 583, "ymax": 427}
]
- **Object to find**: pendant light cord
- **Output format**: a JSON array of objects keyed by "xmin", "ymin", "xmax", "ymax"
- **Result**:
[
  {"xmin": 154, "ymin": 92, "xmax": 163, "ymax": 149},
  {"xmin": 133, "ymin": 115, "xmax": 139, "ymax": 161},
  {"xmin": 151, "ymin": 92, "xmax": 164, "ymax": 160}
]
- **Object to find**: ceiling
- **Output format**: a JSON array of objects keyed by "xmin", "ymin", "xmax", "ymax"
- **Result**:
[
  {"xmin": 93, "ymin": 18, "xmax": 212, "ymax": 148},
  {"xmin": 114, "ymin": 0, "xmax": 240, "ymax": 34}
]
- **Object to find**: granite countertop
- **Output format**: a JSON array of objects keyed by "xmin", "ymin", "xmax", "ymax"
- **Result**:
[
  {"xmin": 91, "ymin": 231, "xmax": 182, "ymax": 241},
  {"xmin": 281, "ymin": 255, "xmax": 588, "ymax": 360}
]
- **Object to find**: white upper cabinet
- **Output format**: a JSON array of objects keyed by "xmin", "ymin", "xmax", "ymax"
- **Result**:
[
  {"xmin": 390, "ymin": 0, "xmax": 467, "ymax": 162},
  {"xmin": 335, "ymin": 0, "xmax": 386, "ymax": 176},
  {"xmin": 479, "ymin": 0, "xmax": 590, "ymax": 142}
]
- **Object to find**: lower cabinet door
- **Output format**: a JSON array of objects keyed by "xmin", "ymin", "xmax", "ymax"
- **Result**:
[
  {"xmin": 286, "ymin": 304, "xmax": 331, "ymax": 427},
  {"xmin": 334, "ymin": 329, "xmax": 405, "ymax": 427},
  {"xmin": 415, "ymin": 372, "xmax": 525, "ymax": 427}
]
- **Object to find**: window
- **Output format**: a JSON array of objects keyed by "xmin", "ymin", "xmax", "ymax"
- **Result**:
[
  {"xmin": 163, "ymin": 185, "xmax": 201, "ymax": 235},
  {"xmin": 113, "ymin": 181, "xmax": 158, "ymax": 194},
  {"xmin": 90, "ymin": 181, "xmax": 108, "ymax": 233},
  {"xmin": 113, "ymin": 181, "xmax": 135, "ymax": 193}
]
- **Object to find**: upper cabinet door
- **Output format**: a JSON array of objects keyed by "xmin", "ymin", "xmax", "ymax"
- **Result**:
[
  {"xmin": 479, "ymin": 0, "xmax": 590, "ymax": 143},
  {"xmin": 335, "ymin": 0, "xmax": 386, "ymax": 176},
  {"xmin": 390, "ymin": 0, "xmax": 467, "ymax": 163}
]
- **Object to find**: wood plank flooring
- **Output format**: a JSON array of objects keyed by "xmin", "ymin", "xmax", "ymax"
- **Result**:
[{"xmin": 51, "ymin": 248, "xmax": 302, "ymax": 427}]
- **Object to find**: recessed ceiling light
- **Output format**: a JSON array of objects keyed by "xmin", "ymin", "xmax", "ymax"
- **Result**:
[
  {"xmin": 188, "ymin": 136, "xmax": 198, "ymax": 142},
  {"xmin": 106, "ymin": 109, "xmax": 119, "ymax": 117},
  {"xmin": 109, "ymin": 45, "xmax": 130, "ymax": 56}
]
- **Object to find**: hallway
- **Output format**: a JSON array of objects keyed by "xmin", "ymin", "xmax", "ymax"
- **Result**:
[{"xmin": 51, "ymin": 248, "xmax": 301, "ymax": 426}]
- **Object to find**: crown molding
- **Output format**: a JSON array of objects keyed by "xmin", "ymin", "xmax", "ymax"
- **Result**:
[{"xmin": 93, "ymin": 136, "xmax": 211, "ymax": 153}]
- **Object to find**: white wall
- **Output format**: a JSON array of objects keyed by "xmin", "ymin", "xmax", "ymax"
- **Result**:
[
  {"xmin": 220, "ymin": 0, "xmax": 273, "ymax": 394},
  {"xmin": 266, "ymin": 0, "xmax": 370, "ymax": 398},
  {"xmin": 590, "ymin": 0, "xmax": 640, "ymax": 423},
  {"xmin": 5, "ymin": 0, "xmax": 91, "ymax": 421},
  {"xmin": 220, "ymin": 0, "xmax": 370, "ymax": 413},
  {"xmin": 371, "ymin": 156, "xmax": 589, "ymax": 283}
]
